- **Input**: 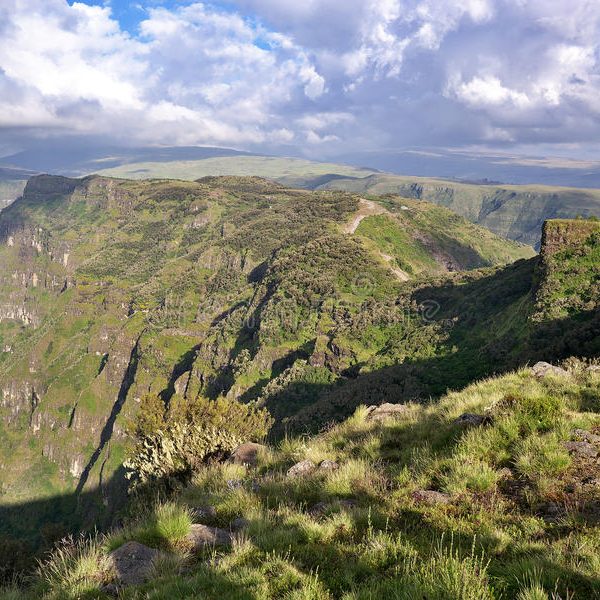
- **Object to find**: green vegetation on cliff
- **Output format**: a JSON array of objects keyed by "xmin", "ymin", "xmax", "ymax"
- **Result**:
[{"xmin": 0, "ymin": 175, "xmax": 598, "ymax": 586}]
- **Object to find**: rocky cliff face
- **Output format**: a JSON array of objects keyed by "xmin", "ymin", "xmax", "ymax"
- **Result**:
[{"xmin": 533, "ymin": 219, "xmax": 600, "ymax": 323}]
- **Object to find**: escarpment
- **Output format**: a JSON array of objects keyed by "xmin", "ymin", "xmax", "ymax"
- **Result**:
[{"xmin": 0, "ymin": 175, "xmax": 595, "ymax": 548}]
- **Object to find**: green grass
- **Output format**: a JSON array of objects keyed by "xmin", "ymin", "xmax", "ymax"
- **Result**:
[{"xmin": 8, "ymin": 363, "xmax": 600, "ymax": 598}]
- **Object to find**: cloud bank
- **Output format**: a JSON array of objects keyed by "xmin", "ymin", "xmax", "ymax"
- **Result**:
[{"xmin": 1, "ymin": 0, "xmax": 600, "ymax": 156}]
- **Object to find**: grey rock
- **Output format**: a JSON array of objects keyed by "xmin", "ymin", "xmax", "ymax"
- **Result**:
[
  {"xmin": 190, "ymin": 505, "xmax": 217, "ymax": 523},
  {"xmin": 187, "ymin": 524, "xmax": 231, "ymax": 550},
  {"xmin": 454, "ymin": 413, "xmax": 491, "ymax": 427},
  {"xmin": 318, "ymin": 460, "xmax": 339, "ymax": 472},
  {"xmin": 532, "ymin": 361, "xmax": 568, "ymax": 378},
  {"xmin": 338, "ymin": 499, "xmax": 358, "ymax": 510},
  {"xmin": 287, "ymin": 459, "xmax": 316, "ymax": 478},
  {"xmin": 230, "ymin": 442, "xmax": 267, "ymax": 467},
  {"xmin": 366, "ymin": 403, "xmax": 409, "ymax": 422},
  {"xmin": 309, "ymin": 501, "xmax": 329, "ymax": 516},
  {"xmin": 108, "ymin": 541, "xmax": 162, "ymax": 586},
  {"xmin": 230, "ymin": 517, "xmax": 250, "ymax": 530},
  {"xmin": 564, "ymin": 441, "xmax": 598, "ymax": 458},
  {"xmin": 226, "ymin": 479, "xmax": 244, "ymax": 490},
  {"xmin": 412, "ymin": 490, "xmax": 451, "ymax": 505},
  {"xmin": 571, "ymin": 429, "xmax": 600, "ymax": 444}
]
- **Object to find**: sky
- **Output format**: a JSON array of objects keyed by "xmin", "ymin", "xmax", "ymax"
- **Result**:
[{"xmin": 1, "ymin": 0, "xmax": 600, "ymax": 160}]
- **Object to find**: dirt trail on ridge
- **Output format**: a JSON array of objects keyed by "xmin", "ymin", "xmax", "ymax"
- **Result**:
[{"xmin": 343, "ymin": 198, "xmax": 411, "ymax": 282}]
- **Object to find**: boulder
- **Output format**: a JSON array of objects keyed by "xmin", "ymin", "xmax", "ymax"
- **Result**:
[
  {"xmin": 230, "ymin": 442, "xmax": 267, "ymax": 467},
  {"xmin": 571, "ymin": 429, "xmax": 600, "ymax": 444},
  {"xmin": 230, "ymin": 517, "xmax": 250, "ymax": 531},
  {"xmin": 318, "ymin": 460, "xmax": 339, "ymax": 472},
  {"xmin": 454, "ymin": 413, "xmax": 491, "ymax": 427},
  {"xmin": 309, "ymin": 502, "xmax": 329, "ymax": 517},
  {"xmin": 186, "ymin": 524, "xmax": 231, "ymax": 550},
  {"xmin": 108, "ymin": 541, "xmax": 162, "ymax": 586},
  {"xmin": 366, "ymin": 403, "xmax": 409, "ymax": 422},
  {"xmin": 189, "ymin": 505, "xmax": 217, "ymax": 523},
  {"xmin": 532, "ymin": 361, "xmax": 568, "ymax": 378},
  {"xmin": 564, "ymin": 441, "xmax": 598, "ymax": 458},
  {"xmin": 287, "ymin": 460, "xmax": 316, "ymax": 478},
  {"xmin": 411, "ymin": 490, "xmax": 451, "ymax": 505}
]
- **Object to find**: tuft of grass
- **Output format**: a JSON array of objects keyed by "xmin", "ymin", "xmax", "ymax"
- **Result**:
[
  {"xmin": 515, "ymin": 433, "xmax": 571, "ymax": 479},
  {"xmin": 323, "ymin": 459, "xmax": 379, "ymax": 497},
  {"xmin": 346, "ymin": 536, "xmax": 493, "ymax": 600},
  {"xmin": 37, "ymin": 535, "xmax": 110, "ymax": 598},
  {"xmin": 441, "ymin": 457, "xmax": 499, "ymax": 495},
  {"xmin": 153, "ymin": 502, "xmax": 193, "ymax": 546}
]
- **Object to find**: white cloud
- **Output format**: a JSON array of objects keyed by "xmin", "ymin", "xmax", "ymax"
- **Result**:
[
  {"xmin": 452, "ymin": 76, "xmax": 531, "ymax": 108},
  {"xmin": 1, "ymin": 0, "xmax": 600, "ymax": 154},
  {"xmin": 0, "ymin": 0, "xmax": 328, "ymax": 147}
]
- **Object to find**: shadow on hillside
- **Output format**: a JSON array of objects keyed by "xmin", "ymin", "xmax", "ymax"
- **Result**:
[
  {"xmin": 268, "ymin": 257, "xmax": 599, "ymax": 435},
  {"xmin": 0, "ymin": 466, "xmax": 130, "ymax": 580}
]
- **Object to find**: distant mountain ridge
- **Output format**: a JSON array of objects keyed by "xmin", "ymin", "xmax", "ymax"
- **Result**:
[
  {"xmin": 318, "ymin": 173, "xmax": 600, "ymax": 249},
  {"xmin": 2, "ymin": 146, "xmax": 600, "ymax": 249}
]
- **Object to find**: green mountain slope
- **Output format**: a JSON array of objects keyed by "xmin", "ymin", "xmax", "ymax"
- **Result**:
[
  {"xmin": 0, "ymin": 167, "xmax": 35, "ymax": 209},
  {"xmin": 0, "ymin": 175, "xmax": 597, "ymax": 561},
  {"xmin": 318, "ymin": 173, "xmax": 600, "ymax": 249}
]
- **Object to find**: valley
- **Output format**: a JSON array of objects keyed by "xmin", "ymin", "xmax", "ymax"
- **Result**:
[{"xmin": 0, "ymin": 174, "xmax": 597, "ymax": 599}]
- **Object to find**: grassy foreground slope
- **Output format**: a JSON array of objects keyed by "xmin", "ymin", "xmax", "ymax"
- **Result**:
[
  {"xmin": 5, "ymin": 361, "xmax": 600, "ymax": 599},
  {"xmin": 318, "ymin": 173, "xmax": 600, "ymax": 249}
]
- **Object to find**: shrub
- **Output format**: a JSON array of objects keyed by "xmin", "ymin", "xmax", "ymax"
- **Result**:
[{"xmin": 127, "ymin": 395, "xmax": 273, "ymax": 489}]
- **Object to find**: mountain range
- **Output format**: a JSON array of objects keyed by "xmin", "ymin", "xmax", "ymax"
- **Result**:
[
  {"xmin": 2, "ymin": 145, "xmax": 600, "ymax": 249},
  {"xmin": 1, "ymin": 172, "xmax": 598, "ymax": 544}
]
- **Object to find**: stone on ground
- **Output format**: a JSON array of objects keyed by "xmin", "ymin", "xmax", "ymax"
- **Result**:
[
  {"xmin": 412, "ymin": 490, "xmax": 451, "ymax": 505},
  {"xmin": 564, "ymin": 441, "xmax": 598, "ymax": 458},
  {"xmin": 230, "ymin": 442, "xmax": 267, "ymax": 467},
  {"xmin": 532, "ymin": 361, "xmax": 567, "ymax": 378},
  {"xmin": 366, "ymin": 403, "xmax": 409, "ymax": 422},
  {"xmin": 454, "ymin": 413, "xmax": 491, "ymax": 426},
  {"xmin": 108, "ymin": 541, "xmax": 162, "ymax": 586},
  {"xmin": 318, "ymin": 460, "xmax": 339, "ymax": 472},
  {"xmin": 186, "ymin": 524, "xmax": 232, "ymax": 550},
  {"xmin": 287, "ymin": 459, "xmax": 316, "ymax": 478}
]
